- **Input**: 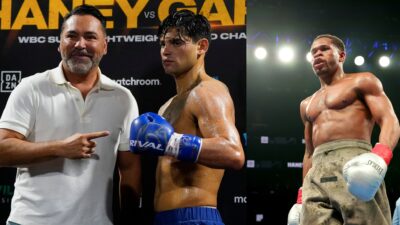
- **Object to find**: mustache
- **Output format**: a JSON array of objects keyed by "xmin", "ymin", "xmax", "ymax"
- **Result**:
[{"xmin": 70, "ymin": 49, "xmax": 93, "ymax": 57}]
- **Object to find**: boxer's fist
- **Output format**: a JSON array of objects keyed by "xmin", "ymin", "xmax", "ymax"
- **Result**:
[
  {"xmin": 288, "ymin": 188, "xmax": 302, "ymax": 225},
  {"xmin": 129, "ymin": 112, "xmax": 172, "ymax": 156},
  {"xmin": 129, "ymin": 112, "xmax": 202, "ymax": 162},
  {"xmin": 343, "ymin": 143, "xmax": 393, "ymax": 201}
]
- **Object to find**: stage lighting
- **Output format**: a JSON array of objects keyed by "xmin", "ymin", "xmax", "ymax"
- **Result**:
[
  {"xmin": 254, "ymin": 47, "xmax": 267, "ymax": 60},
  {"xmin": 306, "ymin": 52, "xmax": 312, "ymax": 63},
  {"xmin": 278, "ymin": 46, "xmax": 295, "ymax": 63},
  {"xmin": 379, "ymin": 56, "xmax": 390, "ymax": 67},
  {"xmin": 354, "ymin": 56, "xmax": 365, "ymax": 66}
]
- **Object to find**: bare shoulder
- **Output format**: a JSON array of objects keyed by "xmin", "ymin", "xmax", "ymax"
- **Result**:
[
  {"xmin": 300, "ymin": 95, "xmax": 313, "ymax": 110},
  {"xmin": 190, "ymin": 78, "xmax": 231, "ymax": 102},
  {"xmin": 196, "ymin": 78, "xmax": 229, "ymax": 93},
  {"xmin": 348, "ymin": 71, "xmax": 378, "ymax": 80},
  {"xmin": 348, "ymin": 72, "xmax": 384, "ymax": 94},
  {"xmin": 300, "ymin": 95, "xmax": 313, "ymax": 120},
  {"xmin": 188, "ymin": 78, "xmax": 233, "ymax": 114},
  {"xmin": 301, "ymin": 95, "xmax": 312, "ymax": 106}
]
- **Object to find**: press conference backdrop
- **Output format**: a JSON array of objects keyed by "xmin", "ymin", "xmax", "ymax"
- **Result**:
[
  {"xmin": 0, "ymin": 1, "xmax": 246, "ymax": 224},
  {"xmin": 247, "ymin": 0, "xmax": 400, "ymax": 224}
]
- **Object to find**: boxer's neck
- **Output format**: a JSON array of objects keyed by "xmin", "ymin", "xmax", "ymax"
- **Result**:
[{"xmin": 175, "ymin": 62, "xmax": 205, "ymax": 95}]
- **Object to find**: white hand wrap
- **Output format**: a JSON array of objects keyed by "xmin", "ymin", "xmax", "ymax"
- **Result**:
[{"xmin": 165, "ymin": 133, "xmax": 183, "ymax": 158}]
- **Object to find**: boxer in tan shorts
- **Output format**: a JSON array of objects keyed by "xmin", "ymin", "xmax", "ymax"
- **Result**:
[{"xmin": 287, "ymin": 34, "xmax": 400, "ymax": 225}]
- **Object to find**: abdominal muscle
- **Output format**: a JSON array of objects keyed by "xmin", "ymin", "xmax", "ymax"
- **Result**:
[
  {"xmin": 311, "ymin": 105, "xmax": 374, "ymax": 148},
  {"xmin": 154, "ymin": 156, "xmax": 224, "ymax": 212}
]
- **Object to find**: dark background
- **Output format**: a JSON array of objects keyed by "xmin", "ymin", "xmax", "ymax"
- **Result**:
[{"xmin": 247, "ymin": 0, "xmax": 400, "ymax": 224}]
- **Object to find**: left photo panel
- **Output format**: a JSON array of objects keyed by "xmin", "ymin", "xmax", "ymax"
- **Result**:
[{"xmin": 0, "ymin": 1, "xmax": 247, "ymax": 225}]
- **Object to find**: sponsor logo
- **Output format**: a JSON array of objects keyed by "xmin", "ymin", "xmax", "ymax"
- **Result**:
[
  {"xmin": 1, "ymin": 71, "xmax": 21, "ymax": 92},
  {"xmin": 114, "ymin": 78, "xmax": 161, "ymax": 87},
  {"xmin": 287, "ymin": 162, "xmax": 302, "ymax": 168},
  {"xmin": 233, "ymin": 195, "xmax": 247, "ymax": 204},
  {"xmin": 130, "ymin": 140, "xmax": 164, "ymax": 151},
  {"xmin": 368, "ymin": 160, "xmax": 384, "ymax": 175}
]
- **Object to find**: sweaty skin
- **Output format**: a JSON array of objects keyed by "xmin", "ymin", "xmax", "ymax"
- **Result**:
[
  {"xmin": 300, "ymin": 37, "xmax": 399, "ymax": 178},
  {"xmin": 154, "ymin": 27, "xmax": 244, "ymax": 212},
  {"xmin": 155, "ymin": 76, "xmax": 236, "ymax": 211}
]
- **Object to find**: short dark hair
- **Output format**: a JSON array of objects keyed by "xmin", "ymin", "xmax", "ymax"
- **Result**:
[
  {"xmin": 158, "ymin": 10, "xmax": 211, "ymax": 43},
  {"xmin": 61, "ymin": 4, "xmax": 106, "ymax": 34},
  {"xmin": 313, "ymin": 34, "xmax": 345, "ymax": 52}
]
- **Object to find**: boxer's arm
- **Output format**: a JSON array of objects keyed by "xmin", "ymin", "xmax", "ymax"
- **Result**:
[
  {"xmin": 302, "ymin": 122, "xmax": 313, "ymax": 180},
  {"xmin": 291, "ymin": 97, "xmax": 309, "ymax": 224},
  {"xmin": 302, "ymin": 148, "xmax": 312, "ymax": 180},
  {"xmin": 0, "ymin": 128, "xmax": 109, "ymax": 167},
  {"xmin": 300, "ymin": 99, "xmax": 313, "ymax": 180},
  {"xmin": 359, "ymin": 72, "xmax": 400, "ymax": 149},
  {"xmin": 117, "ymin": 151, "xmax": 141, "ymax": 220},
  {"xmin": 191, "ymin": 82, "xmax": 244, "ymax": 170},
  {"xmin": 342, "ymin": 73, "xmax": 399, "ymax": 201}
]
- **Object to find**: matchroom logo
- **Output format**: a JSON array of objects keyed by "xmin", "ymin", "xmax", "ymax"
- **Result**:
[{"xmin": 1, "ymin": 71, "xmax": 21, "ymax": 92}]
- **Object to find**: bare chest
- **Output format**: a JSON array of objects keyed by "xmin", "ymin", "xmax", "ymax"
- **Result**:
[
  {"xmin": 306, "ymin": 86, "xmax": 359, "ymax": 121},
  {"xmin": 160, "ymin": 93, "xmax": 197, "ymax": 133}
]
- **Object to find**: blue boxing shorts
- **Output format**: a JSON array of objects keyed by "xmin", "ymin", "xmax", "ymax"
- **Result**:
[{"xmin": 154, "ymin": 207, "xmax": 225, "ymax": 225}]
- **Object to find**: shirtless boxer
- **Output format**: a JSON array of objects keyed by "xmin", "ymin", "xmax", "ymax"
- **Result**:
[
  {"xmin": 287, "ymin": 34, "xmax": 400, "ymax": 225},
  {"xmin": 129, "ymin": 10, "xmax": 245, "ymax": 225}
]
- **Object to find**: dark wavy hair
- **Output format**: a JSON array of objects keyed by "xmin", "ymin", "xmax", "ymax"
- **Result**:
[
  {"xmin": 61, "ymin": 4, "xmax": 106, "ymax": 34},
  {"xmin": 158, "ymin": 10, "xmax": 211, "ymax": 43},
  {"xmin": 314, "ymin": 34, "xmax": 346, "ymax": 52}
]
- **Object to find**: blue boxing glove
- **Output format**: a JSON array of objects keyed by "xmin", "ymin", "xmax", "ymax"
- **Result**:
[{"xmin": 129, "ymin": 112, "xmax": 202, "ymax": 162}]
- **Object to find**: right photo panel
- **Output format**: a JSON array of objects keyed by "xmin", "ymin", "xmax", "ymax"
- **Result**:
[{"xmin": 247, "ymin": 1, "xmax": 400, "ymax": 224}]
